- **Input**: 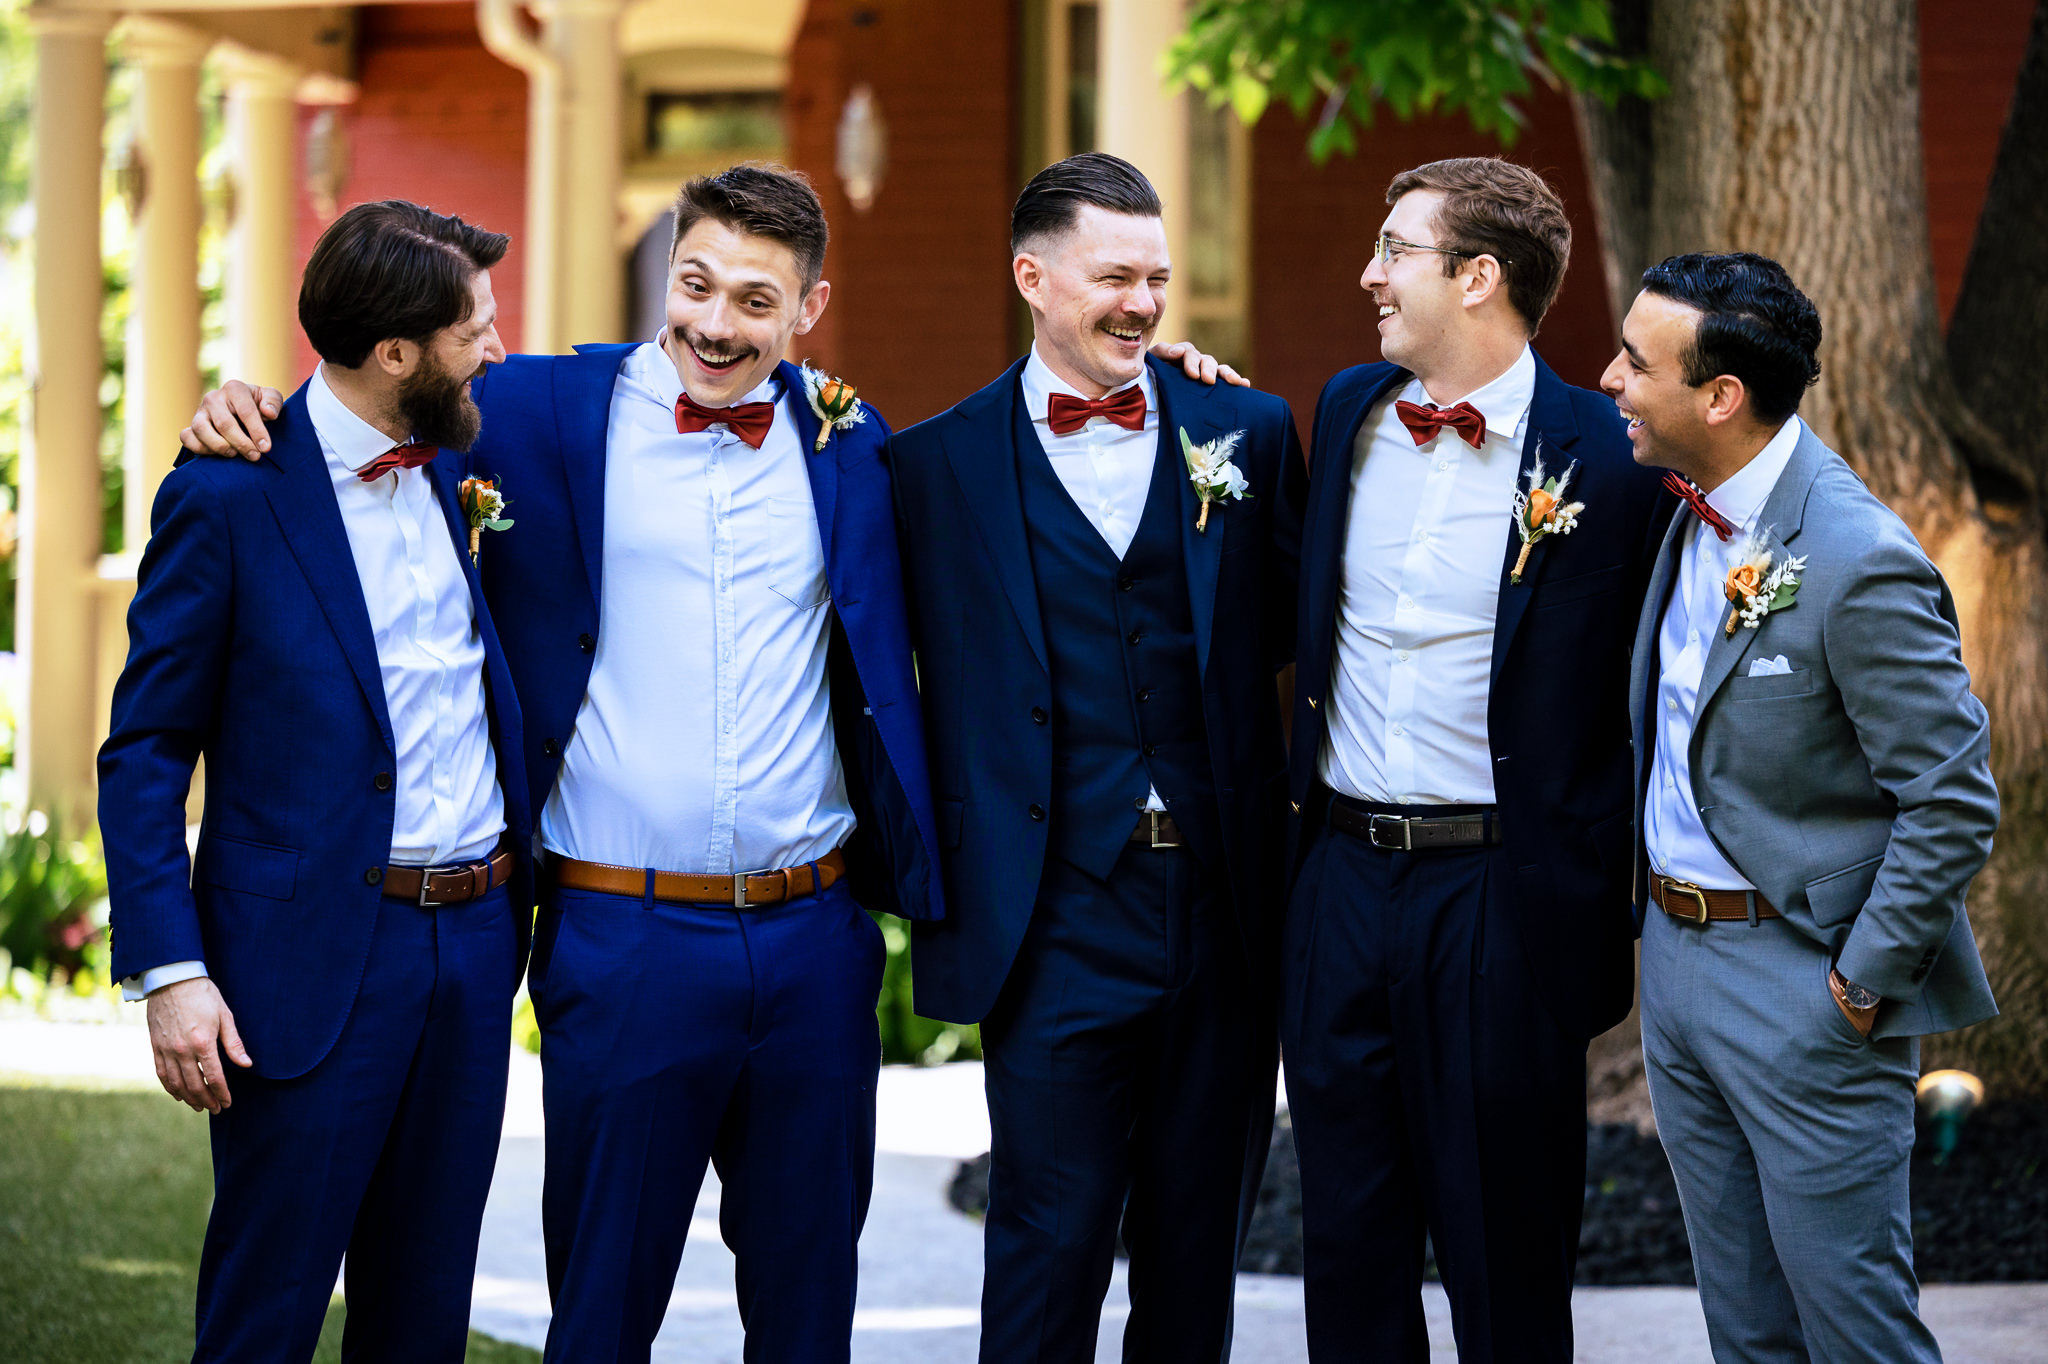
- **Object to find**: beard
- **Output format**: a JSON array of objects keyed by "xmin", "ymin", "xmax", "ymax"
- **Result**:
[{"xmin": 396, "ymin": 350, "xmax": 484, "ymax": 451}]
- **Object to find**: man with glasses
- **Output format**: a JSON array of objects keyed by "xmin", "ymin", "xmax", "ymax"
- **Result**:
[{"xmin": 1281, "ymin": 158, "xmax": 1672, "ymax": 1362}]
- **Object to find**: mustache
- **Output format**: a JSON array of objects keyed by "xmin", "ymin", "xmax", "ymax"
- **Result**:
[{"xmin": 677, "ymin": 328, "xmax": 758, "ymax": 360}]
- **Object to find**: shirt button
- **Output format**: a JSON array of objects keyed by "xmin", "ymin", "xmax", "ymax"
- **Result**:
[
  {"xmin": 1028, "ymin": 803, "xmax": 1046, "ymax": 821},
  {"xmin": 373, "ymin": 772, "xmax": 393, "ymax": 792},
  {"xmin": 1391, "ymin": 724, "xmax": 1405, "ymax": 737},
  {"xmin": 1665, "ymin": 696, "xmax": 1678, "ymax": 711},
  {"xmin": 1398, "ymin": 596, "xmax": 1414, "ymax": 611},
  {"xmin": 1396, "ymin": 650, "xmax": 1410, "ymax": 662},
  {"xmin": 1435, "ymin": 460, "xmax": 1449, "ymax": 472}
]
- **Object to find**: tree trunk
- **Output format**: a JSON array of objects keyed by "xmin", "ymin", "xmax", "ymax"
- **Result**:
[{"xmin": 1618, "ymin": 0, "xmax": 2048, "ymax": 1099}]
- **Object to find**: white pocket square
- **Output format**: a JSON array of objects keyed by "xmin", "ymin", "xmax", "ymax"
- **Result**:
[{"xmin": 1748, "ymin": 655, "xmax": 1794, "ymax": 677}]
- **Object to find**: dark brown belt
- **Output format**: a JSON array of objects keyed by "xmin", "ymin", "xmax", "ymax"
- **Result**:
[
  {"xmin": 1326, "ymin": 797, "xmax": 1504, "ymax": 852},
  {"xmin": 553, "ymin": 848, "xmax": 845, "ymax": 910},
  {"xmin": 1652, "ymin": 873, "xmax": 1780, "ymax": 924},
  {"xmin": 1129, "ymin": 811, "xmax": 1183, "ymax": 848},
  {"xmin": 382, "ymin": 847, "xmax": 515, "ymax": 907}
]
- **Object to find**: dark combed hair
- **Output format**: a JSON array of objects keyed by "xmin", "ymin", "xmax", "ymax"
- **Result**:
[
  {"xmin": 670, "ymin": 163, "xmax": 830, "ymax": 291},
  {"xmin": 1010, "ymin": 152, "xmax": 1163, "ymax": 257},
  {"xmin": 1639, "ymin": 252, "xmax": 1823, "ymax": 425},
  {"xmin": 1385, "ymin": 158, "xmax": 1573, "ymax": 331},
  {"xmin": 298, "ymin": 201, "xmax": 509, "ymax": 368}
]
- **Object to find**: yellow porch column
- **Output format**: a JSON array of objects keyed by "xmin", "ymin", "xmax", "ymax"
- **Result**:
[
  {"xmin": 21, "ymin": 7, "xmax": 111, "ymax": 823},
  {"xmin": 548, "ymin": 0, "xmax": 624, "ymax": 345},
  {"xmin": 118, "ymin": 17, "xmax": 210, "ymax": 558},
  {"xmin": 217, "ymin": 47, "xmax": 304, "ymax": 392},
  {"xmin": 1097, "ymin": 0, "xmax": 1189, "ymax": 284}
]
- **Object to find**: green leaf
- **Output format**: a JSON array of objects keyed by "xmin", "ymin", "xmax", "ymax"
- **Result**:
[
  {"xmin": 1766, "ymin": 583, "xmax": 1799, "ymax": 612},
  {"xmin": 485, "ymin": 518, "xmax": 513, "ymax": 531}
]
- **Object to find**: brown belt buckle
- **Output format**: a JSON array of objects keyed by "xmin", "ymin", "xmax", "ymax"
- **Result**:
[
  {"xmin": 1663, "ymin": 878, "xmax": 1711, "ymax": 924},
  {"xmin": 733, "ymin": 867, "xmax": 791, "ymax": 909},
  {"xmin": 1144, "ymin": 811, "xmax": 1180, "ymax": 849}
]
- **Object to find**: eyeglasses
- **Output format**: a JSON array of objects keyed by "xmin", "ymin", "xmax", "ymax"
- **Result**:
[{"xmin": 1375, "ymin": 232, "xmax": 1510, "ymax": 267}]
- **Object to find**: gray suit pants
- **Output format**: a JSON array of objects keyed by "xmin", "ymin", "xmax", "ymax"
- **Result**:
[{"xmin": 1642, "ymin": 907, "xmax": 1939, "ymax": 1364}]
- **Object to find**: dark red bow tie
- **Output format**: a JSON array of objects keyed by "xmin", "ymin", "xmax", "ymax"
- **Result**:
[
  {"xmin": 675, "ymin": 394, "xmax": 776, "ymax": 449},
  {"xmin": 1662, "ymin": 471, "xmax": 1736, "ymax": 542},
  {"xmin": 1395, "ymin": 399, "xmax": 1488, "ymax": 450},
  {"xmin": 357, "ymin": 442, "xmax": 437, "ymax": 482},
  {"xmin": 1047, "ymin": 386, "xmax": 1148, "ymax": 437}
]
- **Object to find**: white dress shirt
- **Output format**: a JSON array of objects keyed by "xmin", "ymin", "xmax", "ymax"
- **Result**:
[
  {"xmin": 129, "ymin": 364, "xmax": 505, "ymax": 999},
  {"xmin": 538, "ymin": 335, "xmax": 855, "ymax": 874},
  {"xmin": 1645, "ymin": 416, "xmax": 1804, "ymax": 888},
  {"xmin": 1019, "ymin": 344, "xmax": 1166, "ymax": 812},
  {"xmin": 1318, "ymin": 346, "xmax": 1537, "ymax": 804}
]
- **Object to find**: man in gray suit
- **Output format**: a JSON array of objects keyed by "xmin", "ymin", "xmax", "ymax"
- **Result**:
[{"xmin": 1601, "ymin": 251, "xmax": 1998, "ymax": 1364}]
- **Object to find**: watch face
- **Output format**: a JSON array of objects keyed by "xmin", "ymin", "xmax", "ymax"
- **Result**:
[{"xmin": 1844, "ymin": 983, "xmax": 1881, "ymax": 1010}]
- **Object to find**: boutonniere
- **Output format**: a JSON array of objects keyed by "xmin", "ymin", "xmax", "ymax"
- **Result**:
[
  {"xmin": 1180, "ymin": 427, "xmax": 1251, "ymax": 532},
  {"xmin": 1723, "ymin": 530, "xmax": 1806, "ymax": 635},
  {"xmin": 1509, "ymin": 447, "xmax": 1584, "ymax": 582},
  {"xmin": 800, "ymin": 363, "xmax": 866, "ymax": 452},
  {"xmin": 457, "ymin": 476, "xmax": 513, "ymax": 565}
]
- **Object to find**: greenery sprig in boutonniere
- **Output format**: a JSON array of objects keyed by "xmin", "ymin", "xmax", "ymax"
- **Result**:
[
  {"xmin": 800, "ymin": 363, "xmax": 865, "ymax": 452},
  {"xmin": 1509, "ymin": 446, "xmax": 1584, "ymax": 583},
  {"xmin": 1181, "ymin": 427, "xmax": 1250, "ymax": 532},
  {"xmin": 457, "ymin": 476, "xmax": 512, "ymax": 565},
  {"xmin": 1723, "ymin": 531, "xmax": 1806, "ymax": 635}
]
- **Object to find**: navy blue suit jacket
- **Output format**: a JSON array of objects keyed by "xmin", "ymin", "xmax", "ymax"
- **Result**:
[
  {"xmin": 891, "ymin": 356, "xmax": 1307, "ymax": 1024},
  {"xmin": 1288, "ymin": 354, "xmax": 1675, "ymax": 1039},
  {"xmin": 452, "ymin": 350, "xmax": 943, "ymax": 923},
  {"xmin": 99, "ymin": 384, "xmax": 535, "ymax": 1080}
]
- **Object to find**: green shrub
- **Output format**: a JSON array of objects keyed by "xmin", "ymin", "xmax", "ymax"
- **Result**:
[
  {"xmin": 0, "ymin": 810, "xmax": 110, "ymax": 986},
  {"xmin": 872, "ymin": 911, "xmax": 979, "ymax": 1066}
]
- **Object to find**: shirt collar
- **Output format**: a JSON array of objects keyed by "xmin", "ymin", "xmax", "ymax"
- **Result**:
[
  {"xmin": 1020, "ymin": 343, "xmax": 1155, "ymax": 426},
  {"xmin": 307, "ymin": 363, "xmax": 414, "ymax": 475},
  {"xmin": 1400, "ymin": 344, "xmax": 1537, "ymax": 447},
  {"xmin": 1703, "ymin": 416, "xmax": 1804, "ymax": 535},
  {"xmin": 635, "ymin": 328, "xmax": 782, "ymax": 411}
]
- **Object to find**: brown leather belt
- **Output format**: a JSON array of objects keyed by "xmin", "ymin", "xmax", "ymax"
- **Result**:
[
  {"xmin": 1129, "ymin": 811, "xmax": 1183, "ymax": 848},
  {"xmin": 1652, "ymin": 873, "xmax": 1780, "ymax": 924},
  {"xmin": 382, "ymin": 847, "xmax": 515, "ymax": 907},
  {"xmin": 552, "ymin": 848, "xmax": 845, "ymax": 910},
  {"xmin": 1326, "ymin": 797, "xmax": 1504, "ymax": 852}
]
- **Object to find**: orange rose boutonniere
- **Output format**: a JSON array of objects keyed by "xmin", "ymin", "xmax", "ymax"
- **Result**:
[
  {"xmin": 1722, "ymin": 531, "xmax": 1806, "ymax": 635},
  {"xmin": 800, "ymin": 363, "xmax": 866, "ymax": 452},
  {"xmin": 457, "ymin": 476, "xmax": 513, "ymax": 565},
  {"xmin": 1509, "ymin": 445, "xmax": 1585, "ymax": 583}
]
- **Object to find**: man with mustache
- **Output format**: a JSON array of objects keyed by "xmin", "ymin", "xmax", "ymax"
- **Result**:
[
  {"xmin": 100, "ymin": 200, "xmax": 533, "ymax": 1362},
  {"xmin": 1282, "ymin": 158, "xmax": 1670, "ymax": 1362},
  {"xmin": 887, "ymin": 152, "xmax": 1306, "ymax": 1362}
]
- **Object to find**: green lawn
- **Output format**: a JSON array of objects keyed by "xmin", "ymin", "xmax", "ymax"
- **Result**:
[{"xmin": 0, "ymin": 1076, "xmax": 539, "ymax": 1363}]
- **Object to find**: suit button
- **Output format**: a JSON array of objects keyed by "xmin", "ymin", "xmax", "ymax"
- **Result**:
[
  {"xmin": 1291, "ymin": 800, "xmax": 1302, "ymax": 813},
  {"xmin": 373, "ymin": 772, "xmax": 393, "ymax": 792},
  {"xmin": 1031, "ymin": 707, "xmax": 1048, "ymax": 724},
  {"xmin": 364, "ymin": 867, "xmax": 383, "ymax": 886},
  {"xmin": 1128, "ymin": 629, "xmax": 1144, "ymax": 645},
  {"xmin": 1118, "ymin": 576, "xmax": 1135, "ymax": 592},
  {"xmin": 1136, "ymin": 688, "xmax": 1151, "ymax": 703},
  {"xmin": 1028, "ymin": 803, "xmax": 1046, "ymax": 821},
  {"xmin": 542, "ymin": 738, "xmax": 560, "ymax": 757},
  {"xmin": 1143, "ymin": 744, "xmax": 1158, "ymax": 757},
  {"xmin": 578, "ymin": 633, "xmax": 595, "ymax": 653}
]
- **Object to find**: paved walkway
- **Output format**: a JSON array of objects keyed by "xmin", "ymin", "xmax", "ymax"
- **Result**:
[{"xmin": 5, "ymin": 1018, "xmax": 2045, "ymax": 1361}]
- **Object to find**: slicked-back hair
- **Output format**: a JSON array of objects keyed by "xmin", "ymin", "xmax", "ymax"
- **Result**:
[
  {"xmin": 669, "ymin": 163, "xmax": 829, "ymax": 292},
  {"xmin": 299, "ymin": 201, "xmax": 509, "ymax": 368},
  {"xmin": 1385, "ymin": 157, "xmax": 1572, "ymax": 331},
  {"xmin": 1011, "ymin": 152, "xmax": 1163, "ymax": 258},
  {"xmin": 1640, "ymin": 252, "xmax": 1823, "ymax": 426}
]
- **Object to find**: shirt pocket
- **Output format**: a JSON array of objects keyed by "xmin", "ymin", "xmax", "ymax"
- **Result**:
[{"xmin": 765, "ymin": 494, "xmax": 831, "ymax": 610}]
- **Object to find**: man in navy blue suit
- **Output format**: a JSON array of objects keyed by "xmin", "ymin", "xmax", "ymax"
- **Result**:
[
  {"xmin": 888, "ymin": 153, "xmax": 1307, "ymax": 1363},
  {"xmin": 1283, "ymin": 158, "xmax": 1673, "ymax": 1362},
  {"xmin": 101, "ymin": 201, "xmax": 533, "ymax": 1363}
]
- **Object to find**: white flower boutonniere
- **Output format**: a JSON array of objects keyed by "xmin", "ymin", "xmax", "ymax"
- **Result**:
[
  {"xmin": 1723, "ymin": 531, "xmax": 1806, "ymax": 635},
  {"xmin": 1180, "ymin": 427, "xmax": 1251, "ymax": 532},
  {"xmin": 800, "ymin": 363, "xmax": 866, "ymax": 452},
  {"xmin": 1509, "ymin": 446, "xmax": 1585, "ymax": 583},
  {"xmin": 457, "ymin": 476, "xmax": 512, "ymax": 565}
]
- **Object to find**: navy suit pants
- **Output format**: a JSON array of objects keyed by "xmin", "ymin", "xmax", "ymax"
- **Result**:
[
  {"xmin": 979, "ymin": 842, "xmax": 1276, "ymax": 1364},
  {"xmin": 1281, "ymin": 816, "xmax": 1586, "ymax": 1364},
  {"xmin": 194, "ymin": 884, "xmax": 517, "ymax": 1364},
  {"xmin": 529, "ymin": 873, "xmax": 885, "ymax": 1364}
]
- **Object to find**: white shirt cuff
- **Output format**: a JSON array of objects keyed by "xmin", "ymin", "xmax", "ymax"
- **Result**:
[{"xmin": 123, "ymin": 961, "xmax": 208, "ymax": 1002}]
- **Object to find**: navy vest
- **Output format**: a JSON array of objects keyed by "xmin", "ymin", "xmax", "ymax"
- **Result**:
[{"xmin": 1014, "ymin": 395, "xmax": 1218, "ymax": 879}]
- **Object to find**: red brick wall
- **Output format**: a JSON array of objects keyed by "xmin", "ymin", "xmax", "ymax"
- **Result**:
[
  {"xmin": 292, "ymin": 3, "xmax": 529, "ymax": 383},
  {"xmin": 1919, "ymin": 0, "xmax": 2033, "ymax": 324},
  {"xmin": 1249, "ymin": 83, "xmax": 1616, "ymax": 444},
  {"xmin": 785, "ymin": 0, "xmax": 1020, "ymax": 427}
]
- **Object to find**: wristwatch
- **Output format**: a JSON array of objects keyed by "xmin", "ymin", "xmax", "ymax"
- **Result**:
[{"xmin": 1829, "ymin": 966, "xmax": 1881, "ymax": 1035}]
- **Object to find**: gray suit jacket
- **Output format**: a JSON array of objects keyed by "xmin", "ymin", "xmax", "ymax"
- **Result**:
[{"xmin": 1628, "ymin": 423, "xmax": 1998, "ymax": 1040}]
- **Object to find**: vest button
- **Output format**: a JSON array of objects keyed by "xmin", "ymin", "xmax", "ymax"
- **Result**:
[
  {"xmin": 1117, "ymin": 576, "xmax": 1135, "ymax": 591},
  {"xmin": 1143, "ymin": 744, "xmax": 1158, "ymax": 757},
  {"xmin": 373, "ymin": 771, "xmax": 393, "ymax": 792},
  {"xmin": 1028, "ymin": 803, "xmax": 1046, "ymax": 821},
  {"xmin": 578, "ymin": 633, "xmax": 596, "ymax": 653},
  {"xmin": 1136, "ymin": 688, "xmax": 1151, "ymax": 703},
  {"xmin": 1127, "ymin": 629, "xmax": 1144, "ymax": 645},
  {"xmin": 1031, "ymin": 707, "xmax": 1048, "ymax": 724},
  {"xmin": 364, "ymin": 867, "xmax": 383, "ymax": 886},
  {"xmin": 542, "ymin": 738, "xmax": 560, "ymax": 757}
]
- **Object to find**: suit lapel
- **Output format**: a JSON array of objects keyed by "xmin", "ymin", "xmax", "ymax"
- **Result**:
[
  {"xmin": 1158, "ymin": 361, "xmax": 1229, "ymax": 677},
  {"xmin": 555, "ymin": 345, "xmax": 635, "ymax": 613},
  {"xmin": 1490, "ymin": 355, "xmax": 1579, "ymax": 694},
  {"xmin": 260, "ymin": 392, "xmax": 393, "ymax": 746},
  {"xmin": 1631, "ymin": 512, "xmax": 1688, "ymax": 798},
  {"xmin": 1304, "ymin": 367, "xmax": 1406, "ymax": 693},
  {"xmin": 942, "ymin": 360, "xmax": 1049, "ymax": 672},
  {"xmin": 779, "ymin": 360, "xmax": 840, "ymax": 575}
]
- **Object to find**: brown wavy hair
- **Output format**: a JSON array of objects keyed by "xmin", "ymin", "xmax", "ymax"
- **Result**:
[{"xmin": 1386, "ymin": 158, "xmax": 1572, "ymax": 332}]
